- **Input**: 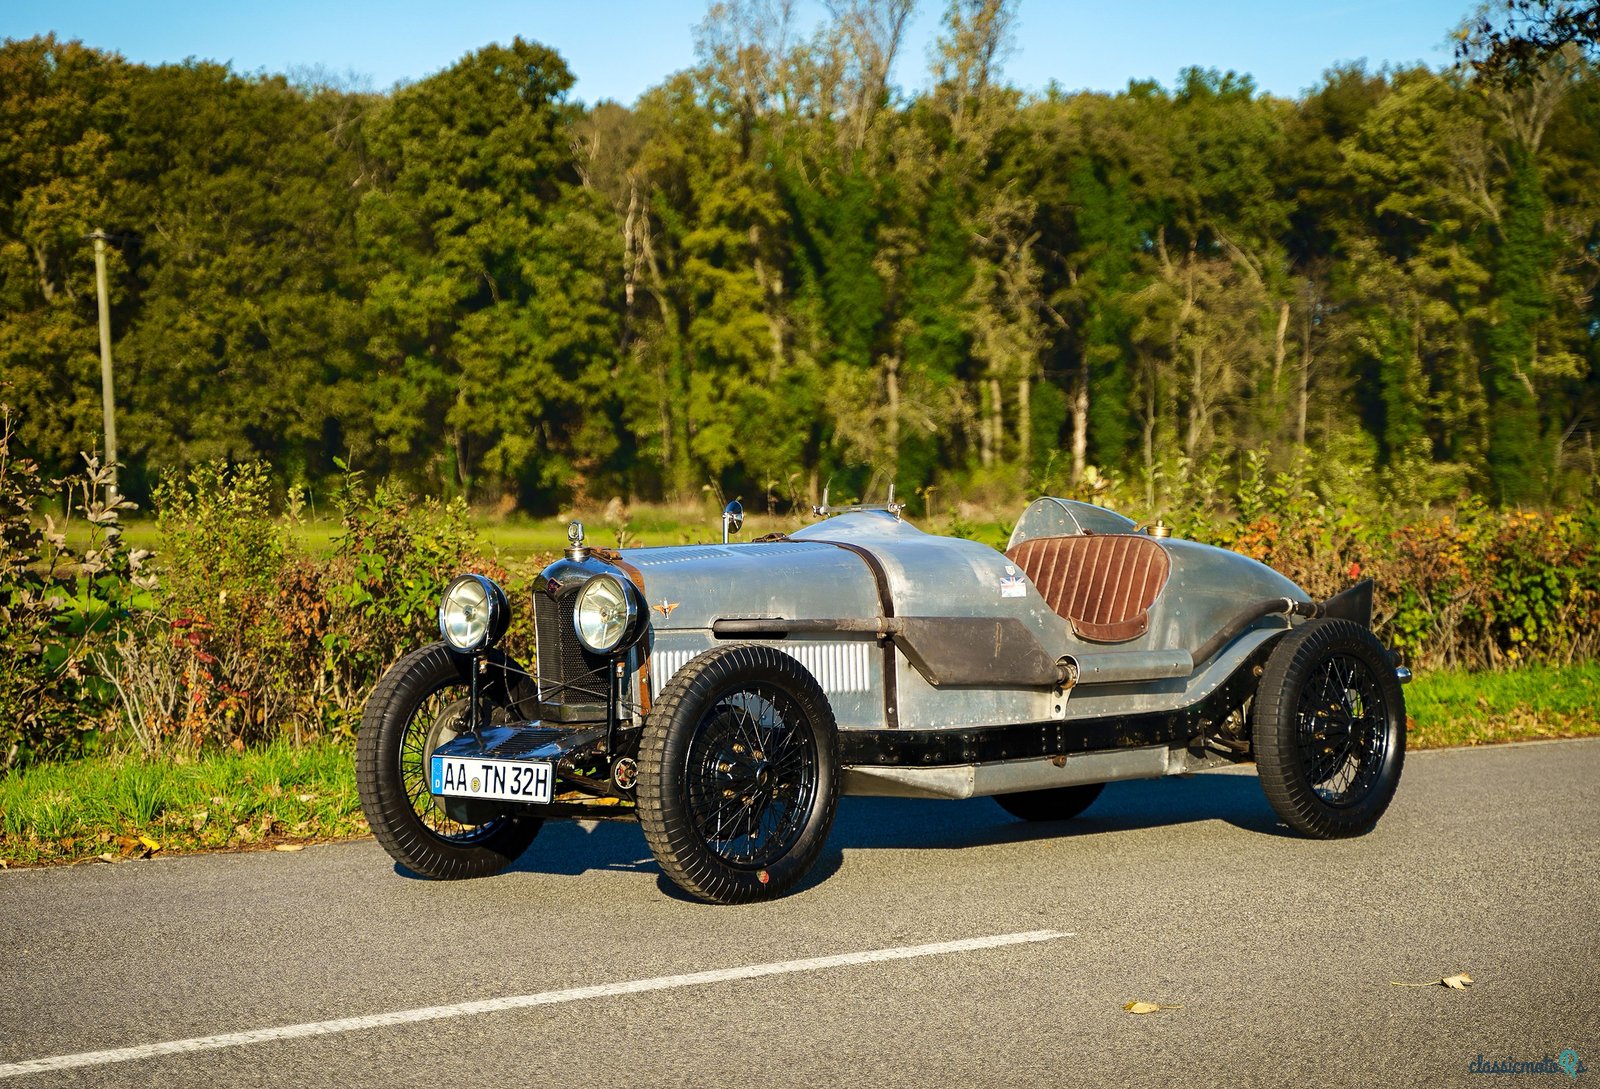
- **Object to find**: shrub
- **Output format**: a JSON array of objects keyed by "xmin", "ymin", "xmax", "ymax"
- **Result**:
[
  {"xmin": 0, "ymin": 405, "xmax": 145, "ymax": 773},
  {"xmin": 14, "ymin": 448, "xmax": 1600, "ymax": 770},
  {"xmin": 1077, "ymin": 450, "xmax": 1600, "ymax": 670},
  {"xmin": 97, "ymin": 460, "xmax": 518, "ymax": 753},
  {"xmin": 144, "ymin": 461, "xmax": 300, "ymax": 749},
  {"xmin": 319, "ymin": 465, "xmax": 518, "ymax": 733}
]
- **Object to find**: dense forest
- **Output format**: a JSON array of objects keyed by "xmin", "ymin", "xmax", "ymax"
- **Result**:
[{"xmin": 2, "ymin": 0, "xmax": 1598, "ymax": 516}]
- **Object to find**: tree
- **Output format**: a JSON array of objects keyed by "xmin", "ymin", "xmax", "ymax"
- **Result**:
[
  {"xmin": 1460, "ymin": 0, "xmax": 1600, "ymax": 86},
  {"xmin": 3, "ymin": 15, "xmax": 1598, "ymax": 515},
  {"xmin": 0, "ymin": 37, "xmax": 128, "ymax": 478},
  {"xmin": 357, "ymin": 39, "xmax": 591, "ymax": 504},
  {"xmin": 112, "ymin": 63, "xmax": 368, "ymax": 490}
]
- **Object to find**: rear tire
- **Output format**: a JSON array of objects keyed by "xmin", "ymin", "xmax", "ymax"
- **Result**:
[
  {"xmin": 1253, "ymin": 619, "xmax": 1406, "ymax": 838},
  {"xmin": 357, "ymin": 643, "xmax": 542, "ymax": 879},
  {"xmin": 638, "ymin": 645, "xmax": 839, "ymax": 904},
  {"xmin": 994, "ymin": 782, "xmax": 1105, "ymax": 823}
]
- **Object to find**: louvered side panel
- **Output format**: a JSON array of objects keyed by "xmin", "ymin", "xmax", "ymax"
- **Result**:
[{"xmin": 648, "ymin": 641, "xmax": 871, "ymax": 701}]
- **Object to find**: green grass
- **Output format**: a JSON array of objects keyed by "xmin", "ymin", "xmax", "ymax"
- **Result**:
[
  {"xmin": 5, "ymin": 663, "xmax": 1593, "ymax": 868},
  {"xmin": 56, "ymin": 492, "xmax": 1023, "ymax": 566},
  {"xmin": 0, "ymin": 738, "xmax": 364, "ymax": 867},
  {"xmin": 59, "ymin": 505, "xmax": 838, "ymax": 565},
  {"xmin": 1406, "ymin": 661, "xmax": 1600, "ymax": 749}
]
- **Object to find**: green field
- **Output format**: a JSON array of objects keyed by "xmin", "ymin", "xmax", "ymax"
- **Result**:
[
  {"xmin": 64, "ymin": 506, "xmax": 1017, "ymax": 566},
  {"xmin": 2, "ymin": 662, "xmax": 1594, "ymax": 869},
  {"xmin": 72, "ymin": 513, "xmax": 597, "ymax": 562}
]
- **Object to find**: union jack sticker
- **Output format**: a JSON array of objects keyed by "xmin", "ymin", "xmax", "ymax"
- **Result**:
[{"xmin": 1000, "ymin": 575, "xmax": 1027, "ymax": 599}]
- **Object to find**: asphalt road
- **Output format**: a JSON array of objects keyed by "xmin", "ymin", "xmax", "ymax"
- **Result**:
[{"xmin": 2, "ymin": 739, "xmax": 1596, "ymax": 1088}]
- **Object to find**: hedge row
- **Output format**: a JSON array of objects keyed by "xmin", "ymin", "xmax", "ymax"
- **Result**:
[{"xmin": 4, "ymin": 434, "xmax": 1598, "ymax": 773}]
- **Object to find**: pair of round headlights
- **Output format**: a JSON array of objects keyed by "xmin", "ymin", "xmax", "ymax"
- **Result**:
[{"xmin": 438, "ymin": 572, "xmax": 642, "ymax": 656}]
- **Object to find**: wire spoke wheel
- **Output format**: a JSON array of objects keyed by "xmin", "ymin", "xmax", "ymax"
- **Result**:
[
  {"xmin": 639, "ymin": 645, "xmax": 839, "ymax": 904},
  {"xmin": 1254, "ymin": 618, "xmax": 1406, "ymax": 839},
  {"xmin": 683, "ymin": 687, "xmax": 819, "ymax": 868},
  {"xmin": 357, "ymin": 644, "xmax": 542, "ymax": 879},
  {"xmin": 395, "ymin": 692, "xmax": 503, "ymax": 844},
  {"xmin": 1294, "ymin": 653, "xmax": 1390, "ymax": 807}
]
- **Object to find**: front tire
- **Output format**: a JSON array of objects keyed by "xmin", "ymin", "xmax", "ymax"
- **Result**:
[
  {"xmin": 638, "ymin": 645, "xmax": 839, "ymax": 904},
  {"xmin": 357, "ymin": 643, "xmax": 542, "ymax": 879},
  {"xmin": 1253, "ymin": 618, "xmax": 1406, "ymax": 838}
]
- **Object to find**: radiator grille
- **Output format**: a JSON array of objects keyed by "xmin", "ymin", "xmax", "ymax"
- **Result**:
[{"xmin": 534, "ymin": 588, "xmax": 610, "ymax": 705}]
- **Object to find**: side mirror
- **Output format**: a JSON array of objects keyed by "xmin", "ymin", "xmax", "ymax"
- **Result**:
[{"xmin": 722, "ymin": 500, "xmax": 744, "ymax": 543}]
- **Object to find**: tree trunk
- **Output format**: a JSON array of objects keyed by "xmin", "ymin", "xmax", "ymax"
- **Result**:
[
  {"xmin": 1186, "ymin": 342, "xmax": 1205, "ymax": 459},
  {"xmin": 978, "ymin": 380, "xmax": 994, "ymax": 469},
  {"xmin": 750, "ymin": 223, "xmax": 785, "ymax": 378},
  {"xmin": 1297, "ymin": 297, "xmax": 1312, "ymax": 448},
  {"xmin": 622, "ymin": 185, "xmax": 640, "ymax": 310},
  {"xmin": 1071, "ymin": 358, "xmax": 1089, "ymax": 484},
  {"xmin": 646, "ymin": 290, "xmax": 692, "ymax": 501},
  {"xmin": 33, "ymin": 244, "xmax": 54, "ymax": 302},
  {"xmin": 1273, "ymin": 298, "xmax": 1290, "ymax": 396},
  {"xmin": 452, "ymin": 427, "xmax": 471, "ymax": 497},
  {"xmin": 989, "ymin": 378, "xmax": 1004, "ymax": 466},
  {"xmin": 885, "ymin": 353, "xmax": 901, "ymax": 478},
  {"xmin": 641, "ymin": 207, "xmax": 692, "ymax": 500},
  {"xmin": 1016, "ymin": 374, "xmax": 1031, "ymax": 472},
  {"xmin": 1141, "ymin": 354, "xmax": 1157, "ymax": 508}
]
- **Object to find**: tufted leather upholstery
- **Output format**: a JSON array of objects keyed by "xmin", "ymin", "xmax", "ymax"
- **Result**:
[{"xmin": 1005, "ymin": 534, "xmax": 1170, "ymax": 643}]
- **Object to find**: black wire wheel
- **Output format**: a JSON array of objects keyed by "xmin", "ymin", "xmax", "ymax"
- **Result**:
[
  {"xmin": 1253, "ymin": 618, "xmax": 1406, "ymax": 838},
  {"xmin": 357, "ymin": 642, "xmax": 542, "ymax": 879},
  {"xmin": 994, "ymin": 782, "xmax": 1105, "ymax": 823},
  {"xmin": 638, "ymin": 644, "xmax": 839, "ymax": 904}
]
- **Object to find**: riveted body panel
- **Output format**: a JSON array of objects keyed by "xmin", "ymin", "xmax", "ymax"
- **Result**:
[{"xmin": 618, "ymin": 508, "xmax": 1312, "ymax": 740}]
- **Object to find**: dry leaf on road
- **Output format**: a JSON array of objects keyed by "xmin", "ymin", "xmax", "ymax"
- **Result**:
[
  {"xmin": 1390, "ymin": 972, "xmax": 1474, "ymax": 989},
  {"xmin": 1123, "ymin": 1001, "xmax": 1184, "ymax": 1014},
  {"xmin": 273, "ymin": 844, "xmax": 305, "ymax": 853}
]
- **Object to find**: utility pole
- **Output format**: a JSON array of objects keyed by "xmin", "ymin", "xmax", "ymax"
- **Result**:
[{"xmin": 89, "ymin": 228, "xmax": 119, "ymax": 503}]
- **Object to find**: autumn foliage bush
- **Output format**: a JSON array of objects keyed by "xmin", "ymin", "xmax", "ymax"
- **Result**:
[
  {"xmin": 1, "ymin": 441, "xmax": 548, "ymax": 773},
  {"xmin": 97, "ymin": 461, "xmax": 531, "ymax": 756},
  {"xmin": 5, "ymin": 447, "xmax": 1598, "ymax": 775},
  {"xmin": 1158, "ymin": 455, "xmax": 1600, "ymax": 670}
]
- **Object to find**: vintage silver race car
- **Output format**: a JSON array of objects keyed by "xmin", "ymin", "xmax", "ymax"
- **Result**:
[{"xmin": 356, "ymin": 496, "xmax": 1409, "ymax": 904}]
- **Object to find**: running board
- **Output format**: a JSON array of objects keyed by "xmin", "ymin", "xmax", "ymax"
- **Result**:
[{"xmin": 841, "ymin": 744, "xmax": 1190, "ymax": 800}]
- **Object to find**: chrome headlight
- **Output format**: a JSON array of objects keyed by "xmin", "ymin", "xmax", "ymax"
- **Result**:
[
  {"xmin": 438, "ymin": 574, "xmax": 509, "ymax": 653},
  {"xmin": 572, "ymin": 574, "xmax": 640, "ymax": 655}
]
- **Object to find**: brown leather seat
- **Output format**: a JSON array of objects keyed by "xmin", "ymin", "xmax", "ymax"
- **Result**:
[{"xmin": 1005, "ymin": 534, "xmax": 1170, "ymax": 643}]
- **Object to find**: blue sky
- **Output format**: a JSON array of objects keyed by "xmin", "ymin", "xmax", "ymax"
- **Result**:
[{"xmin": 5, "ymin": 0, "xmax": 1472, "ymax": 102}]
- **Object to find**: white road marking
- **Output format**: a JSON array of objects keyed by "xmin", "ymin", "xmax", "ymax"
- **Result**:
[{"xmin": 0, "ymin": 930, "xmax": 1070, "ymax": 1080}]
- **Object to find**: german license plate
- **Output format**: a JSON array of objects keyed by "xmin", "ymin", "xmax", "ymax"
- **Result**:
[{"xmin": 430, "ymin": 756, "xmax": 554, "ymax": 805}]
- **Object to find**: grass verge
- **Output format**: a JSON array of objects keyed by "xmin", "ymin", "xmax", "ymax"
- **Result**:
[
  {"xmin": 1406, "ymin": 661, "xmax": 1600, "ymax": 749},
  {"xmin": 0, "ymin": 738, "xmax": 365, "ymax": 867},
  {"xmin": 2, "ymin": 663, "xmax": 1595, "ymax": 868}
]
